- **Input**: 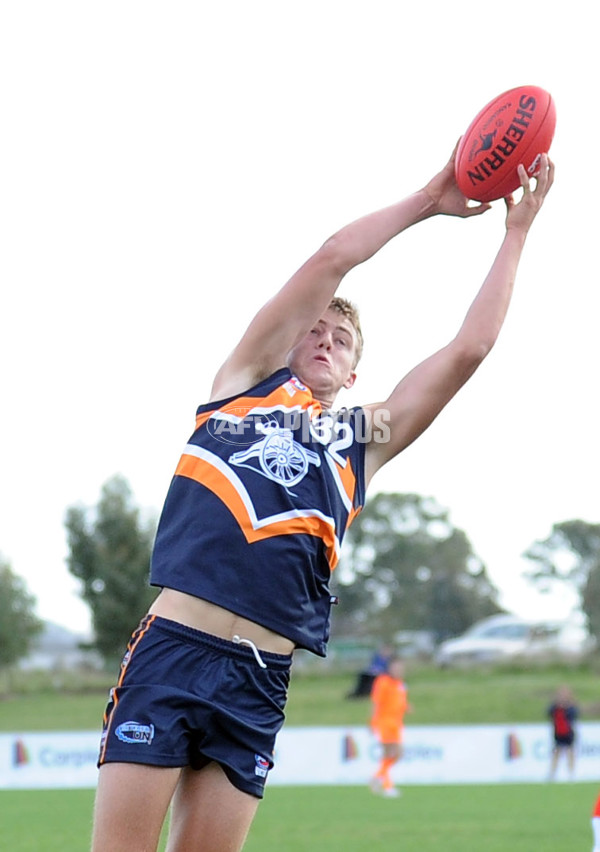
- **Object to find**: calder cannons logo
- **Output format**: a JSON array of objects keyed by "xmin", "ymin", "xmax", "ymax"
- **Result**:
[
  {"xmin": 466, "ymin": 94, "xmax": 539, "ymax": 188},
  {"xmin": 115, "ymin": 721, "xmax": 155, "ymax": 745}
]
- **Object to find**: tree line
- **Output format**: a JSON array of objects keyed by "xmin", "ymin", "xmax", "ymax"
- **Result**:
[{"xmin": 1, "ymin": 475, "xmax": 599, "ymax": 672}]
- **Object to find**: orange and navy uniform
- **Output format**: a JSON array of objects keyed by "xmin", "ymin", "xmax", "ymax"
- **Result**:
[
  {"xmin": 150, "ymin": 368, "xmax": 367, "ymax": 656},
  {"xmin": 371, "ymin": 674, "xmax": 408, "ymax": 743},
  {"xmin": 97, "ymin": 613, "xmax": 292, "ymax": 797}
]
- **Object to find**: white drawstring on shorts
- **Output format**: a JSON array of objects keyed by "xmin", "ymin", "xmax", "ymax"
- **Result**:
[{"xmin": 232, "ymin": 634, "xmax": 267, "ymax": 669}]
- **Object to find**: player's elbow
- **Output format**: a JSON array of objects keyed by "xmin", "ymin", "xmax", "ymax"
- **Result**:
[
  {"xmin": 317, "ymin": 232, "xmax": 363, "ymax": 277},
  {"xmin": 452, "ymin": 338, "xmax": 494, "ymax": 375}
]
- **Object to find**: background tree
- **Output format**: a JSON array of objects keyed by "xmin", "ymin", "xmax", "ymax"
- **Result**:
[
  {"xmin": 0, "ymin": 555, "xmax": 43, "ymax": 677},
  {"xmin": 331, "ymin": 492, "xmax": 502, "ymax": 643},
  {"xmin": 65, "ymin": 475, "xmax": 156, "ymax": 666},
  {"xmin": 524, "ymin": 519, "xmax": 600, "ymax": 642}
]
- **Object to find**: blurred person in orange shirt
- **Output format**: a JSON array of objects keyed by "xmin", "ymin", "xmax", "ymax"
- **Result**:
[
  {"xmin": 591, "ymin": 789, "xmax": 600, "ymax": 851},
  {"xmin": 369, "ymin": 657, "xmax": 412, "ymax": 797}
]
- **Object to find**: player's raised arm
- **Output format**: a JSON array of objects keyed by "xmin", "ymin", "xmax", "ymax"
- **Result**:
[
  {"xmin": 210, "ymin": 150, "xmax": 491, "ymax": 402},
  {"xmin": 364, "ymin": 154, "xmax": 554, "ymax": 484}
]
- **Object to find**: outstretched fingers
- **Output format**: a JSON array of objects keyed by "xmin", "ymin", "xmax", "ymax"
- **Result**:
[
  {"xmin": 524, "ymin": 153, "xmax": 554, "ymax": 199},
  {"xmin": 536, "ymin": 154, "xmax": 555, "ymax": 197},
  {"xmin": 504, "ymin": 153, "xmax": 554, "ymax": 227}
]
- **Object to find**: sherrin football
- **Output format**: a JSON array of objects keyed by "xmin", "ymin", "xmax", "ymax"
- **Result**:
[{"xmin": 455, "ymin": 85, "xmax": 556, "ymax": 203}]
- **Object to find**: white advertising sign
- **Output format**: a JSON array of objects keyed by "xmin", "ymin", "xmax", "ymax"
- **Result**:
[
  {"xmin": 0, "ymin": 731, "xmax": 100, "ymax": 789},
  {"xmin": 2, "ymin": 724, "xmax": 600, "ymax": 790},
  {"xmin": 272, "ymin": 722, "xmax": 600, "ymax": 786}
]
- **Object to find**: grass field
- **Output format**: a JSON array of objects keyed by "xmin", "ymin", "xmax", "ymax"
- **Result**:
[
  {"xmin": 2, "ymin": 662, "xmax": 600, "ymax": 730},
  {"xmin": 1, "ymin": 782, "xmax": 598, "ymax": 851},
  {"xmin": 2, "ymin": 662, "xmax": 599, "ymax": 850}
]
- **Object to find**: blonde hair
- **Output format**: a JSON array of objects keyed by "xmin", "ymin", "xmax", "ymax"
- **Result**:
[{"xmin": 329, "ymin": 296, "xmax": 363, "ymax": 367}]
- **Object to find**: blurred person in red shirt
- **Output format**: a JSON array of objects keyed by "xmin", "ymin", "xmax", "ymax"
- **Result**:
[{"xmin": 548, "ymin": 685, "xmax": 579, "ymax": 781}]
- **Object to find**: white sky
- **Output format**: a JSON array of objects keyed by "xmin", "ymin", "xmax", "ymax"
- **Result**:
[{"xmin": 1, "ymin": 1, "xmax": 597, "ymax": 636}]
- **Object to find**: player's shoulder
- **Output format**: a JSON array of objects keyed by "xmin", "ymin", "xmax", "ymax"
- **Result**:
[{"xmin": 208, "ymin": 364, "xmax": 289, "ymax": 404}]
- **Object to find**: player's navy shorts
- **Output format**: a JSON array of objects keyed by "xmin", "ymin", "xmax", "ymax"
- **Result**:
[
  {"xmin": 554, "ymin": 732, "xmax": 575, "ymax": 747},
  {"xmin": 97, "ymin": 614, "xmax": 292, "ymax": 798}
]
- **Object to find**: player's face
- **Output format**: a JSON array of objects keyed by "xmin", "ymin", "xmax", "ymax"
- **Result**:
[{"xmin": 287, "ymin": 309, "xmax": 357, "ymax": 404}]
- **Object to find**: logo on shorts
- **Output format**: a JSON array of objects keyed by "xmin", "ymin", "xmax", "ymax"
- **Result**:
[
  {"xmin": 115, "ymin": 721, "xmax": 155, "ymax": 745},
  {"xmin": 254, "ymin": 754, "xmax": 270, "ymax": 778}
]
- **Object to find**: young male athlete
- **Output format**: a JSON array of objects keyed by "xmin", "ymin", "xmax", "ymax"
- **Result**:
[
  {"xmin": 370, "ymin": 656, "xmax": 412, "ymax": 797},
  {"xmin": 91, "ymin": 149, "xmax": 554, "ymax": 852}
]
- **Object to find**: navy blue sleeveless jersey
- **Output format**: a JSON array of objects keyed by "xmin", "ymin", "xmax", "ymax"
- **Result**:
[{"xmin": 150, "ymin": 368, "xmax": 367, "ymax": 656}]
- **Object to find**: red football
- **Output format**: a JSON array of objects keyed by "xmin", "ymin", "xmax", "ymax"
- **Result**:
[{"xmin": 455, "ymin": 85, "xmax": 556, "ymax": 203}]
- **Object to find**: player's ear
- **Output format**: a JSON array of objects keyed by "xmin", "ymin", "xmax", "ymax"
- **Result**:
[{"xmin": 343, "ymin": 371, "xmax": 357, "ymax": 390}]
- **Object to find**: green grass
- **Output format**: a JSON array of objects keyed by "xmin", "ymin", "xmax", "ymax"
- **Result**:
[
  {"xmin": 1, "ymin": 783, "xmax": 597, "ymax": 852},
  {"xmin": 0, "ymin": 788, "xmax": 169, "ymax": 852},
  {"xmin": 1, "ymin": 662, "xmax": 599, "ymax": 731},
  {"xmin": 283, "ymin": 663, "xmax": 600, "ymax": 726},
  {"xmin": 0, "ymin": 690, "xmax": 108, "ymax": 732},
  {"xmin": 2, "ymin": 664, "xmax": 600, "ymax": 850},
  {"xmin": 0, "ymin": 789, "xmax": 95, "ymax": 852},
  {"xmin": 246, "ymin": 783, "xmax": 597, "ymax": 852}
]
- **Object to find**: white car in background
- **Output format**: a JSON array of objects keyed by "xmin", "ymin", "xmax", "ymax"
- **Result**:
[{"xmin": 435, "ymin": 613, "xmax": 594, "ymax": 668}]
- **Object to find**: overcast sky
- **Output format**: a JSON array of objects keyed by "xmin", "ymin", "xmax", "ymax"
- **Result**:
[{"xmin": 1, "ymin": 1, "xmax": 597, "ymax": 635}]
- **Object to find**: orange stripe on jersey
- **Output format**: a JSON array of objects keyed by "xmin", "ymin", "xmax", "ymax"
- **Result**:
[
  {"xmin": 195, "ymin": 409, "xmax": 218, "ymax": 430},
  {"xmin": 346, "ymin": 504, "xmax": 362, "ymax": 530},
  {"xmin": 336, "ymin": 455, "xmax": 358, "ymax": 502},
  {"xmin": 228, "ymin": 386, "xmax": 322, "ymax": 416},
  {"xmin": 176, "ymin": 453, "xmax": 339, "ymax": 569},
  {"xmin": 194, "ymin": 385, "xmax": 323, "ymax": 430}
]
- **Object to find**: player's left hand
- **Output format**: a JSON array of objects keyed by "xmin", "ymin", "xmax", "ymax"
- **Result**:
[
  {"xmin": 423, "ymin": 141, "xmax": 492, "ymax": 218},
  {"xmin": 504, "ymin": 154, "xmax": 555, "ymax": 233}
]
